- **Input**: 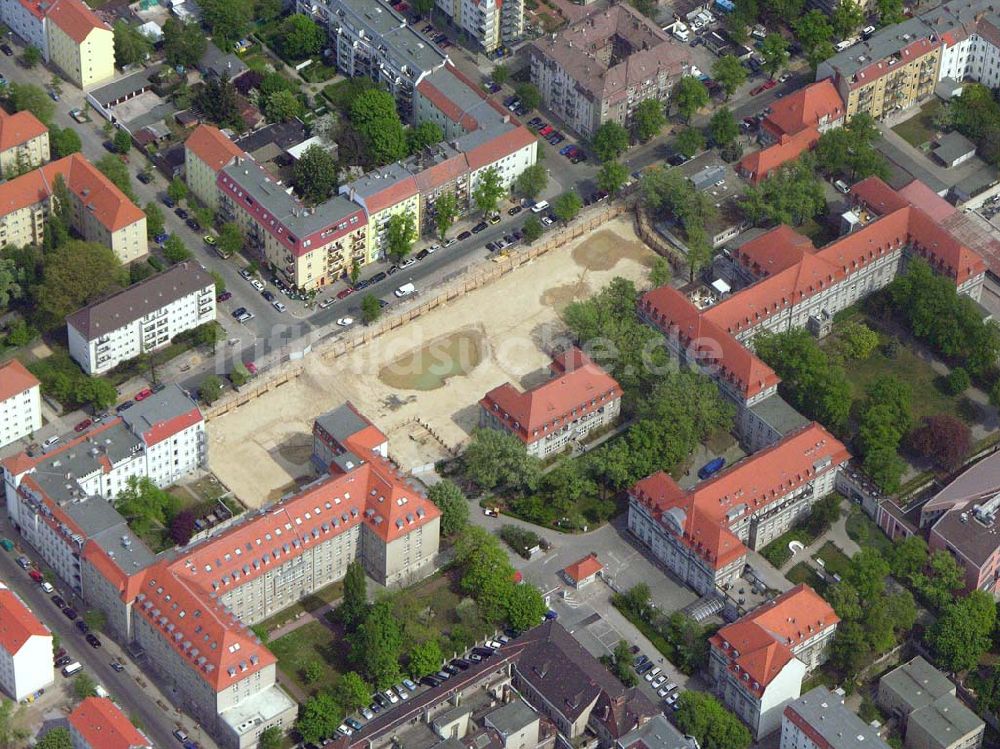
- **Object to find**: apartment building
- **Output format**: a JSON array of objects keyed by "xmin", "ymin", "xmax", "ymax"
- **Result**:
[
  {"xmin": 0, "ymin": 109, "xmax": 49, "ymax": 177},
  {"xmin": 479, "ymin": 348, "xmax": 623, "ymax": 458},
  {"xmin": 184, "ymin": 124, "xmax": 244, "ymax": 212},
  {"xmin": 0, "ymin": 580, "xmax": 53, "ymax": 701},
  {"xmin": 0, "ymin": 360, "xmax": 41, "ymax": 449},
  {"xmin": 816, "ymin": 18, "xmax": 942, "ymax": 121},
  {"xmin": 923, "ymin": 0, "xmax": 1000, "ymax": 88},
  {"xmin": 739, "ymin": 79, "xmax": 845, "ymax": 185},
  {"xmin": 0, "ymin": 0, "xmax": 114, "ymax": 88},
  {"xmin": 66, "ymin": 262, "xmax": 216, "ymax": 375},
  {"xmin": 878, "ymin": 657, "xmax": 984, "ymax": 749},
  {"xmin": 640, "ymin": 177, "xmax": 985, "ymax": 450},
  {"xmin": 68, "ymin": 697, "xmax": 153, "ymax": 749},
  {"xmin": 299, "ymin": 0, "xmax": 447, "ymax": 119},
  {"xmin": 708, "ymin": 585, "xmax": 838, "ymax": 739},
  {"xmin": 434, "ymin": 0, "xmax": 523, "ymax": 53},
  {"xmin": 781, "ymin": 686, "xmax": 890, "ymax": 749},
  {"xmin": 629, "ymin": 425, "xmax": 848, "ymax": 595},
  {"xmin": 528, "ymin": 5, "xmax": 690, "ymax": 137}
]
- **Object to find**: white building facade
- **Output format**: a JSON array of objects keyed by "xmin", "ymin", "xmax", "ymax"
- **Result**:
[
  {"xmin": 0, "ymin": 360, "xmax": 41, "ymax": 449},
  {"xmin": 0, "ymin": 581, "xmax": 53, "ymax": 701}
]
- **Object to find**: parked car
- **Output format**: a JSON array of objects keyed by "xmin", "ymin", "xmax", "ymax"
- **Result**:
[
  {"xmin": 55, "ymin": 656, "xmax": 72, "ymax": 668},
  {"xmin": 29, "ymin": 569, "xmax": 43, "ymax": 582},
  {"xmin": 402, "ymin": 678, "xmax": 417, "ymax": 691},
  {"xmin": 345, "ymin": 718, "xmax": 363, "ymax": 731},
  {"xmin": 472, "ymin": 222, "xmax": 488, "ymax": 233},
  {"xmin": 16, "ymin": 556, "xmax": 31, "ymax": 570},
  {"xmin": 62, "ymin": 607, "xmax": 78, "ymax": 620},
  {"xmin": 174, "ymin": 208, "xmax": 188, "ymax": 219},
  {"xmin": 110, "ymin": 660, "xmax": 125, "ymax": 672},
  {"xmin": 644, "ymin": 667, "xmax": 662, "ymax": 682},
  {"xmin": 0, "ymin": 44, "xmax": 13, "ymax": 56},
  {"xmin": 42, "ymin": 435, "xmax": 60, "ymax": 449},
  {"xmin": 86, "ymin": 634, "xmax": 102, "ymax": 648},
  {"xmin": 74, "ymin": 419, "xmax": 92, "ymax": 432},
  {"xmin": 698, "ymin": 457, "xmax": 726, "ymax": 480},
  {"xmin": 135, "ymin": 388, "xmax": 153, "ymax": 401},
  {"xmin": 457, "ymin": 231, "xmax": 472, "ymax": 241},
  {"xmin": 51, "ymin": 595, "xmax": 65, "ymax": 608},
  {"xmin": 217, "ymin": 291, "xmax": 232, "ymax": 302},
  {"xmin": 421, "ymin": 675, "xmax": 442, "ymax": 687},
  {"xmin": 336, "ymin": 287, "xmax": 355, "ymax": 300},
  {"xmin": 508, "ymin": 205, "xmax": 523, "ymax": 216},
  {"xmin": 75, "ymin": 619, "xmax": 88, "ymax": 633},
  {"xmin": 137, "ymin": 172, "xmax": 152, "ymax": 184}
]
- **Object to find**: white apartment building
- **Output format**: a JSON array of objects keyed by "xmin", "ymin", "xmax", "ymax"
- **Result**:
[
  {"xmin": 0, "ymin": 581, "xmax": 53, "ymax": 701},
  {"xmin": 435, "ymin": 0, "xmax": 523, "ymax": 52},
  {"xmin": 66, "ymin": 262, "xmax": 216, "ymax": 375},
  {"xmin": 0, "ymin": 360, "xmax": 41, "ymax": 449}
]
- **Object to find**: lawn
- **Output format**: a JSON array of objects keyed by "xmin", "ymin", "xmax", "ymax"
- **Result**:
[
  {"xmin": 813, "ymin": 541, "xmax": 852, "ymax": 578},
  {"xmin": 845, "ymin": 506, "xmax": 895, "ymax": 556},
  {"xmin": 270, "ymin": 620, "xmax": 349, "ymax": 697},
  {"xmin": 892, "ymin": 99, "xmax": 943, "ymax": 148},
  {"xmin": 786, "ymin": 562, "xmax": 827, "ymax": 594},
  {"xmin": 257, "ymin": 579, "xmax": 345, "ymax": 634},
  {"xmin": 390, "ymin": 572, "xmax": 495, "ymax": 656},
  {"xmin": 760, "ymin": 528, "xmax": 813, "ymax": 568}
]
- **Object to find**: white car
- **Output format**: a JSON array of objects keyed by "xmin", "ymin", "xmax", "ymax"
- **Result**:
[
  {"xmin": 337, "ymin": 317, "xmax": 354, "ymax": 327},
  {"xmin": 644, "ymin": 667, "xmax": 661, "ymax": 682},
  {"xmin": 272, "ymin": 301, "xmax": 286, "ymax": 313},
  {"xmin": 237, "ymin": 311, "xmax": 254, "ymax": 323},
  {"xmin": 486, "ymin": 640, "xmax": 502, "ymax": 649},
  {"xmin": 396, "ymin": 685, "xmax": 410, "ymax": 700},
  {"xmin": 541, "ymin": 216, "xmax": 554, "ymax": 226},
  {"xmin": 384, "ymin": 689, "xmax": 399, "ymax": 704},
  {"xmin": 399, "ymin": 258, "xmax": 416, "ymax": 269},
  {"xmin": 42, "ymin": 435, "xmax": 60, "ymax": 448},
  {"xmin": 337, "ymin": 724, "xmax": 353, "ymax": 737},
  {"xmin": 319, "ymin": 298, "xmax": 335, "ymax": 309},
  {"xmin": 651, "ymin": 675, "xmax": 667, "ymax": 688},
  {"xmin": 444, "ymin": 238, "xmax": 457, "ymax": 247},
  {"xmin": 665, "ymin": 693, "xmax": 680, "ymax": 708},
  {"xmin": 250, "ymin": 279, "xmax": 265, "ymax": 292}
]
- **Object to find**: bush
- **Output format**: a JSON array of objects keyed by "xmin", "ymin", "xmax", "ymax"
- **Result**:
[
  {"xmin": 944, "ymin": 367, "xmax": 970, "ymax": 395},
  {"xmin": 498, "ymin": 525, "xmax": 543, "ymax": 559}
]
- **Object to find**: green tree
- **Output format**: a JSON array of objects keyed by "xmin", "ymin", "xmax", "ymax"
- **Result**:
[
  {"xmin": 332, "ymin": 672, "xmax": 372, "ymax": 713},
  {"xmin": 408, "ymin": 121, "xmax": 444, "ymax": 154},
  {"xmin": 426, "ymin": 479, "xmax": 469, "ymax": 536},
  {"xmin": 113, "ymin": 20, "xmax": 152, "ymax": 67},
  {"xmin": 463, "ymin": 428, "xmax": 541, "ymax": 494},
  {"xmin": 592, "ymin": 121, "xmax": 629, "ymax": 162},
  {"xmin": 94, "ymin": 154, "xmax": 135, "ymax": 202},
  {"xmin": 113, "ymin": 129, "xmax": 132, "ymax": 154},
  {"xmin": 0, "ymin": 699, "xmax": 28, "ymax": 749},
  {"xmin": 491, "ymin": 64, "xmax": 509, "ymax": 86},
  {"xmin": 472, "ymin": 167, "xmax": 505, "ymax": 216},
  {"xmin": 350, "ymin": 90, "xmax": 408, "ymax": 167},
  {"xmin": 709, "ymin": 107, "xmax": 739, "ymax": 147},
  {"xmin": 163, "ymin": 235, "xmax": 192, "ymax": 264},
  {"xmin": 259, "ymin": 726, "xmax": 283, "ymax": 749},
  {"xmin": 597, "ymin": 160, "xmax": 629, "ymax": 197},
  {"xmin": 522, "ymin": 216, "xmax": 543, "ymax": 243},
  {"xmin": 361, "ymin": 293, "xmax": 382, "ymax": 324},
  {"xmin": 74, "ymin": 673, "xmax": 98, "ymax": 700},
  {"xmin": 350, "ymin": 259, "xmax": 362, "ymax": 285},
  {"xmin": 167, "ymin": 177, "xmax": 188, "ymax": 204},
  {"xmin": 434, "ymin": 192, "xmax": 458, "ymax": 240},
  {"xmin": 386, "ymin": 211, "xmax": 417, "ymax": 262},
  {"xmin": 293, "ymin": 144, "xmax": 338, "ymax": 204},
  {"xmin": 49, "ymin": 126, "xmax": 82, "ymax": 158},
  {"xmin": 200, "ymin": 374, "xmax": 223, "ymax": 404},
  {"xmin": 632, "ymin": 98, "xmax": 666, "ymax": 142},
  {"xmin": 553, "ymin": 192, "xmax": 583, "ymax": 224},
  {"xmin": 675, "ymin": 691, "xmax": 752, "ymax": 749},
  {"xmin": 760, "ymin": 33, "xmax": 790, "ymax": 79},
  {"xmin": 279, "ymin": 14, "xmax": 324, "ymax": 60},
  {"xmin": 0, "ymin": 258, "xmax": 23, "ymax": 309},
  {"xmin": 514, "ymin": 164, "xmax": 548, "ymax": 201},
  {"xmin": 675, "ymin": 127, "xmax": 706, "ymax": 158},
  {"xmin": 35, "ymin": 240, "xmax": 126, "ymax": 328},
  {"xmin": 838, "ymin": 320, "xmax": 879, "ymax": 359},
  {"xmin": 78, "ymin": 378, "xmax": 118, "ymax": 411},
  {"xmin": 163, "ymin": 18, "xmax": 206, "ymax": 68},
  {"xmin": 33, "ymin": 727, "xmax": 72, "ymax": 749},
  {"xmin": 265, "ymin": 89, "xmax": 303, "ymax": 123},
  {"xmin": 712, "ymin": 55, "xmax": 748, "ymax": 99},
  {"xmin": 649, "ymin": 257, "xmax": 672, "ymax": 287},
  {"xmin": 22, "ymin": 45, "xmax": 41, "ymax": 68},
  {"xmin": 340, "ymin": 560, "xmax": 368, "ymax": 630},
  {"xmin": 199, "ymin": 0, "xmax": 253, "ymax": 46},
  {"xmin": 816, "ymin": 113, "xmax": 889, "ymax": 181},
  {"xmin": 194, "ymin": 74, "xmax": 244, "ymax": 131},
  {"xmin": 832, "ymin": 0, "xmax": 864, "ymax": 37},
  {"xmin": 506, "ymin": 583, "xmax": 547, "ymax": 631},
  {"xmin": 407, "ymin": 639, "xmax": 443, "ymax": 678},
  {"xmin": 890, "ymin": 534, "xmax": 929, "ymax": 582},
  {"xmin": 83, "ymin": 609, "xmax": 106, "ymax": 632},
  {"xmin": 144, "ymin": 202, "xmax": 165, "ymax": 239},
  {"xmin": 350, "ymin": 598, "xmax": 403, "ymax": 689},
  {"xmin": 514, "ymin": 83, "xmax": 541, "ymax": 112},
  {"xmin": 795, "ymin": 10, "xmax": 836, "ymax": 68},
  {"xmin": 740, "ymin": 156, "xmax": 826, "ymax": 226},
  {"xmin": 877, "ymin": 0, "xmax": 905, "ymax": 25},
  {"xmin": 230, "ymin": 362, "xmax": 251, "ymax": 387},
  {"xmin": 673, "ymin": 76, "xmax": 709, "ymax": 122},
  {"xmin": 297, "ymin": 692, "xmax": 341, "ymax": 746},
  {"xmin": 412, "ymin": 0, "xmax": 434, "ymax": 17},
  {"xmin": 928, "ymin": 591, "xmax": 997, "ymax": 673},
  {"xmin": 218, "ymin": 223, "xmax": 244, "ymax": 257},
  {"xmin": 8, "ymin": 82, "xmax": 54, "ymax": 124}
]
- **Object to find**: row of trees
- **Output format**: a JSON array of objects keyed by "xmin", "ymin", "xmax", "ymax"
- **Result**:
[{"xmin": 641, "ymin": 167, "xmax": 716, "ymax": 280}]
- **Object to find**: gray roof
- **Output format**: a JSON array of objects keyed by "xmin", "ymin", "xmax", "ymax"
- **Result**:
[
  {"xmin": 483, "ymin": 701, "xmax": 537, "ymax": 736},
  {"xmin": 328, "ymin": 0, "xmax": 447, "ymax": 76},
  {"xmin": 881, "ymin": 657, "xmax": 955, "ymax": 714},
  {"xmin": 315, "ymin": 403, "xmax": 372, "ymax": 444},
  {"xmin": 786, "ymin": 688, "xmax": 890, "ymax": 749},
  {"xmin": 933, "ymin": 131, "xmax": 976, "ymax": 164},
  {"xmin": 233, "ymin": 121, "xmax": 310, "ymax": 157},
  {"xmin": 120, "ymin": 385, "xmax": 201, "ymax": 440},
  {"xmin": 221, "ymin": 156, "xmax": 360, "ymax": 238},
  {"xmin": 433, "ymin": 705, "xmax": 471, "ymax": 729},
  {"xmin": 64, "ymin": 495, "xmax": 156, "ymax": 574},
  {"xmin": 749, "ymin": 394, "xmax": 810, "ymax": 437},
  {"xmin": 200, "ymin": 43, "xmax": 249, "ymax": 79},
  {"xmin": 909, "ymin": 693, "xmax": 984, "ymax": 748},
  {"xmin": 345, "ymin": 161, "xmax": 415, "ymax": 202},
  {"xmin": 32, "ymin": 422, "xmax": 143, "ymax": 500},
  {"xmin": 691, "ymin": 165, "xmax": 727, "ymax": 191},
  {"xmin": 618, "ymin": 714, "xmax": 697, "ymax": 749},
  {"xmin": 66, "ymin": 262, "xmax": 214, "ymax": 340},
  {"xmin": 89, "ymin": 65, "xmax": 162, "ymax": 107},
  {"xmin": 820, "ymin": 17, "xmax": 935, "ymax": 81}
]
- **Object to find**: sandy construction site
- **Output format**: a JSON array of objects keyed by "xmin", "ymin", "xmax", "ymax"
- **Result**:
[{"xmin": 207, "ymin": 217, "xmax": 658, "ymax": 507}]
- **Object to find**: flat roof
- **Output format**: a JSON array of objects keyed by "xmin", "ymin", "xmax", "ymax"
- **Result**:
[
  {"xmin": 786, "ymin": 687, "xmax": 890, "ymax": 749},
  {"xmin": 933, "ymin": 131, "xmax": 976, "ymax": 163},
  {"xmin": 909, "ymin": 693, "xmax": 984, "ymax": 746},
  {"xmin": 823, "ymin": 17, "xmax": 936, "ymax": 80},
  {"xmin": 484, "ymin": 700, "xmax": 537, "ymax": 735},
  {"xmin": 218, "ymin": 683, "xmax": 297, "ymax": 736},
  {"xmin": 618, "ymin": 714, "xmax": 697, "ymax": 749},
  {"xmin": 881, "ymin": 657, "xmax": 955, "ymax": 713},
  {"xmin": 65, "ymin": 497, "xmax": 156, "ymax": 574},
  {"xmin": 330, "ymin": 0, "xmax": 447, "ymax": 75},
  {"xmin": 89, "ymin": 65, "xmax": 162, "ymax": 106},
  {"xmin": 749, "ymin": 394, "xmax": 810, "ymax": 436}
]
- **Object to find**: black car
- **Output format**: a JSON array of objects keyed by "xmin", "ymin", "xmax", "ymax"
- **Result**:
[
  {"xmin": 667, "ymin": 153, "xmax": 689, "ymax": 166},
  {"xmin": 442, "ymin": 664, "xmax": 460, "ymax": 676},
  {"xmin": 471, "ymin": 646, "xmax": 495, "ymax": 657},
  {"xmin": 162, "ymin": 196, "xmax": 175, "ymax": 208},
  {"xmin": 370, "ymin": 271, "xmax": 387, "ymax": 284},
  {"xmin": 0, "ymin": 44, "xmax": 12, "ymax": 56},
  {"xmin": 471, "ymin": 222, "xmax": 488, "ymax": 234},
  {"xmin": 387, "ymin": 265, "xmax": 399, "ymax": 275},
  {"xmin": 55, "ymin": 656, "xmax": 72, "ymax": 668},
  {"xmin": 354, "ymin": 279, "xmax": 370, "ymax": 290},
  {"xmin": 416, "ymin": 249, "xmax": 430, "ymax": 260},
  {"xmin": 102, "ymin": 140, "xmax": 117, "ymax": 153},
  {"xmin": 86, "ymin": 634, "xmax": 101, "ymax": 649},
  {"xmin": 137, "ymin": 172, "xmax": 152, "ymax": 184},
  {"xmin": 374, "ymin": 694, "xmax": 390, "ymax": 709},
  {"xmin": 451, "ymin": 658, "xmax": 471, "ymax": 670},
  {"xmin": 486, "ymin": 241, "xmax": 498, "ymax": 252},
  {"xmin": 75, "ymin": 619, "xmax": 89, "ymax": 633},
  {"xmin": 508, "ymin": 206, "xmax": 522, "ymax": 216},
  {"xmin": 115, "ymin": 401, "xmax": 133, "ymax": 413},
  {"xmin": 421, "ymin": 675, "xmax": 442, "ymax": 688},
  {"xmin": 51, "ymin": 595, "xmax": 65, "ymax": 608},
  {"xmin": 185, "ymin": 218, "xmax": 201, "ymax": 231},
  {"xmin": 457, "ymin": 231, "xmax": 472, "ymax": 241},
  {"xmin": 62, "ymin": 607, "xmax": 78, "ymax": 620},
  {"xmin": 232, "ymin": 307, "xmax": 248, "ymax": 319},
  {"xmin": 174, "ymin": 207, "xmax": 188, "ymax": 219},
  {"xmin": 263, "ymin": 290, "xmax": 275, "ymax": 302}
]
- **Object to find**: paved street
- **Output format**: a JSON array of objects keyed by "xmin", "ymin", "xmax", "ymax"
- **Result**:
[{"xmin": 0, "ymin": 516, "xmax": 218, "ymax": 748}]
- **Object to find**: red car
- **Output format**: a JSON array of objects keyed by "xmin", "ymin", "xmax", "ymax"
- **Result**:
[
  {"xmin": 539, "ymin": 125, "xmax": 554, "ymax": 136},
  {"xmin": 244, "ymin": 362, "xmax": 258, "ymax": 375},
  {"xmin": 336, "ymin": 287, "xmax": 355, "ymax": 300},
  {"xmin": 751, "ymin": 79, "xmax": 777, "ymax": 96},
  {"xmin": 135, "ymin": 388, "xmax": 153, "ymax": 401},
  {"xmin": 29, "ymin": 569, "xmax": 43, "ymax": 583},
  {"xmin": 74, "ymin": 419, "xmax": 92, "ymax": 432}
]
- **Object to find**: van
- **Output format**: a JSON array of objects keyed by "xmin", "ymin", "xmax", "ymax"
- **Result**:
[
  {"xmin": 531, "ymin": 200, "xmax": 549, "ymax": 213},
  {"xmin": 394, "ymin": 283, "xmax": 416, "ymax": 298},
  {"xmin": 61, "ymin": 662, "xmax": 82, "ymax": 677},
  {"xmin": 698, "ymin": 457, "xmax": 726, "ymax": 480}
]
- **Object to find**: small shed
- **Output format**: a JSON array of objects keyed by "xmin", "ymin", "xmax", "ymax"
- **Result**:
[
  {"xmin": 932, "ymin": 132, "xmax": 976, "ymax": 168},
  {"xmin": 563, "ymin": 553, "xmax": 603, "ymax": 588},
  {"xmin": 691, "ymin": 165, "xmax": 726, "ymax": 192}
]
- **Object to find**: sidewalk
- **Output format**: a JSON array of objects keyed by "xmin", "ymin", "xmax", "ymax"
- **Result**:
[
  {"xmin": 267, "ymin": 597, "xmax": 342, "ymax": 640},
  {"xmin": 778, "ymin": 505, "xmax": 861, "ymax": 576}
]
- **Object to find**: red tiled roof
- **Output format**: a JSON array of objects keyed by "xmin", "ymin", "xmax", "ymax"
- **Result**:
[
  {"xmin": 46, "ymin": 0, "xmax": 110, "ymax": 43},
  {"xmin": 411, "ymin": 153, "xmax": 471, "ymax": 193},
  {"xmin": 709, "ymin": 585, "xmax": 838, "ymax": 694},
  {"xmin": 141, "ymin": 407, "xmax": 203, "ymax": 446},
  {"xmin": 0, "ymin": 583, "xmax": 49, "ymax": 655},
  {"xmin": 897, "ymin": 179, "xmax": 956, "ymax": 223},
  {"xmin": 739, "ymin": 127, "xmax": 819, "ymax": 185},
  {"xmin": 364, "ymin": 175, "xmax": 419, "ymax": 214},
  {"xmin": 467, "ymin": 126, "xmax": 537, "ymax": 171},
  {"xmin": 17, "ymin": 0, "xmax": 47, "ymax": 21},
  {"xmin": 479, "ymin": 348, "xmax": 623, "ymax": 444},
  {"xmin": 564, "ymin": 553, "xmax": 603, "ymax": 583},
  {"xmin": 69, "ymin": 697, "xmax": 151, "ymax": 749},
  {"xmin": 185, "ymin": 125, "xmax": 244, "ymax": 173},
  {"xmin": 849, "ymin": 37, "xmax": 940, "ymax": 89},
  {"xmin": 0, "ymin": 359, "xmax": 40, "ymax": 402},
  {"xmin": 416, "ymin": 79, "xmax": 480, "ymax": 132},
  {"xmin": 0, "ymin": 110, "xmax": 48, "ymax": 153},
  {"xmin": 630, "ymin": 425, "xmax": 849, "ymax": 572},
  {"xmin": 40, "ymin": 154, "xmax": 145, "ymax": 232},
  {"xmin": 762, "ymin": 80, "xmax": 844, "ymax": 140},
  {"xmin": 737, "ymin": 225, "xmax": 818, "ymax": 277}
]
